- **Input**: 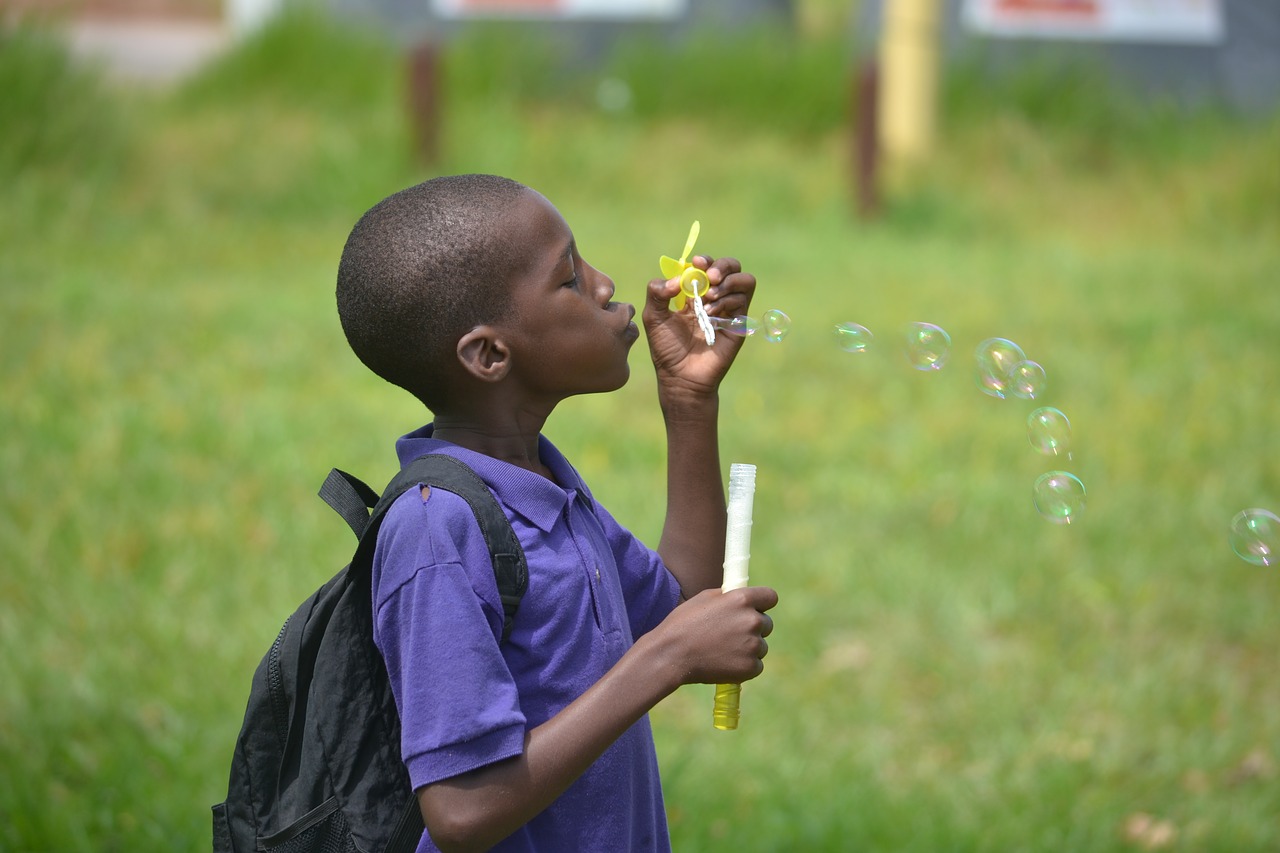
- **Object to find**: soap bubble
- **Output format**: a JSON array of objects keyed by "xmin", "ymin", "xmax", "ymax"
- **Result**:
[
  {"xmin": 761, "ymin": 309, "xmax": 792, "ymax": 343},
  {"xmin": 1027, "ymin": 407, "xmax": 1072, "ymax": 457},
  {"xmin": 903, "ymin": 322, "xmax": 951, "ymax": 370},
  {"xmin": 1033, "ymin": 471, "xmax": 1086, "ymax": 524},
  {"xmin": 595, "ymin": 77, "xmax": 633, "ymax": 113},
  {"xmin": 1009, "ymin": 360, "xmax": 1047, "ymax": 399},
  {"xmin": 834, "ymin": 322, "xmax": 874, "ymax": 353},
  {"xmin": 1229, "ymin": 508, "xmax": 1279, "ymax": 566},
  {"xmin": 708, "ymin": 315, "xmax": 761, "ymax": 337},
  {"xmin": 974, "ymin": 337, "xmax": 1026, "ymax": 398}
]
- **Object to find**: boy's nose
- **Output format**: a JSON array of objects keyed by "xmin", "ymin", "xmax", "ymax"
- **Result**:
[{"xmin": 589, "ymin": 266, "xmax": 615, "ymax": 303}]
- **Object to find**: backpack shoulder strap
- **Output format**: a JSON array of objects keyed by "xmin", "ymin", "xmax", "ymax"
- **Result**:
[
  {"xmin": 318, "ymin": 467, "xmax": 380, "ymax": 539},
  {"xmin": 352, "ymin": 453, "xmax": 529, "ymax": 642}
]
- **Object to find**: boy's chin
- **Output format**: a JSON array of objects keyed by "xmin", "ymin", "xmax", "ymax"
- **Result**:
[{"xmin": 577, "ymin": 369, "xmax": 631, "ymax": 398}]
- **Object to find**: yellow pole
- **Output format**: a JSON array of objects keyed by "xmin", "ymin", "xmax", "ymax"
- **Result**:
[{"xmin": 877, "ymin": 0, "xmax": 942, "ymax": 191}]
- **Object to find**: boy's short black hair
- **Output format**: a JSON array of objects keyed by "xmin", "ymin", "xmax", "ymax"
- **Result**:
[{"xmin": 336, "ymin": 174, "xmax": 529, "ymax": 410}]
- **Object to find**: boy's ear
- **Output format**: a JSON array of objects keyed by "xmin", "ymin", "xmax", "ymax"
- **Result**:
[{"xmin": 456, "ymin": 326, "xmax": 511, "ymax": 383}]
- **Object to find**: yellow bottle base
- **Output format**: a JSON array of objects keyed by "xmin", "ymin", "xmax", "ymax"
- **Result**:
[{"xmin": 712, "ymin": 683, "xmax": 740, "ymax": 731}]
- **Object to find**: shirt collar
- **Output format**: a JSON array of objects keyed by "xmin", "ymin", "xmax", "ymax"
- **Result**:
[{"xmin": 394, "ymin": 424, "xmax": 585, "ymax": 533}]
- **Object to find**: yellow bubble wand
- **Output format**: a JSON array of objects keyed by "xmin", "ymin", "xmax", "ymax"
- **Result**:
[
  {"xmin": 659, "ymin": 221, "xmax": 716, "ymax": 346},
  {"xmin": 713, "ymin": 462, "xmax": 757, "ymax": 731},
  {"xmin": 659, "ymin": 220, "xmax": 709, "ymax": 310},
  {"xmin": 659, "ymin": 221, "xmax": 786, "ymax": 344}
]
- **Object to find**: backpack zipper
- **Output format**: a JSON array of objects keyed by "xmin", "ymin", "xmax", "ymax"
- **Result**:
[{"xmin": 266, "ymin": 617, "xmax": 291, "ymax": 750}]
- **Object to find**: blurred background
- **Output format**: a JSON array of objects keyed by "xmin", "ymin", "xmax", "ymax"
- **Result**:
[{"xmin": 2, "ymin": 0, "xmax": 1277, "ymax": 850}]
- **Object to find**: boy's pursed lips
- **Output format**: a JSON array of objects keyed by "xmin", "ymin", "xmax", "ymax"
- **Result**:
[{"xmin": 618, "ymin": 302, "xmax": 639, "ymax": 342}]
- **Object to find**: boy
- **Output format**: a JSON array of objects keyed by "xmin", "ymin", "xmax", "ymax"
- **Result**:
[{"xmin": 336, "ymin": 174, "xmax": 778, "ymax": 852}]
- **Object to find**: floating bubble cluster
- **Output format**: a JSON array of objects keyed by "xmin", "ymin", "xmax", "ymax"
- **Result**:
[
  {"xmin": 703, "ymin": 304, "xmax": 1278, "ymax": 561},
  {"xmin": 1033, "ymin": 471, "xmax": 1087, "ymax": 525},
  {"xmin": 833, "ymin": 322, "xmax": 874, "ymax": 353},
  {"xmin": 972, "ymin": 338, "xmax": 1080, "ymax": 523},
  {"xmin": 825, "ymin": 318, "xmax": 1082, "ymax": 524},
  {"xmin": 1229, "ymin": 508, "xmax": 1279, "ymax": 567},
  {"xmin": 903, "ymin": 322, "xmax": 951, "ymax": 371}
]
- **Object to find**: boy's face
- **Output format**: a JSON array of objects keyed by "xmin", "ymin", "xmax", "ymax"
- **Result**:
[{"xmin": 496, "ymin": 189, "xmax": 639, "ymax": 402}]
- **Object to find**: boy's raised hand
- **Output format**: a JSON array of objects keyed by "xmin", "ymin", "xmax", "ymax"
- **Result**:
[{"xmin": 643, "ymin": 255, "xmax": 756, "ymax": 399}]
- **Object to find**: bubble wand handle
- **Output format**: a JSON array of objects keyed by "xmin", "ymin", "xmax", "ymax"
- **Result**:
[{"xmin": 713, "ymin": 463, "xmax": 756, "ymax": 731}]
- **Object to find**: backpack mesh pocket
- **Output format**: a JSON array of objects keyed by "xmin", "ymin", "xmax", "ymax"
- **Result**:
[{"xmin": 258, "ymin": 798, "xmax": 359, "ymax": 853}]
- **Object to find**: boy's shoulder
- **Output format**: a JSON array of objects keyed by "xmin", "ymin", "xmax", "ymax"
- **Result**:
[
  {"xmin": 374, "ymin": 452, "xmax": 505, "ymax": 575},
  {"xmin": 373, "ymin": 456, "xmax": 528, "ymax": 639},
  {"xmin": 377, "ymin": 481, "xmax": 496, "ymax": 578}
]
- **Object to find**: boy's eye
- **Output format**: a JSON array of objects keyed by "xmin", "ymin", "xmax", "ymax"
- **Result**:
[{"xmin": 562, "ymin": 275, "xmax": 579, "ymax": 289}]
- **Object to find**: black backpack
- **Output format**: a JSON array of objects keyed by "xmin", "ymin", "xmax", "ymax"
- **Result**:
[{"xmin": 213, "ymin": 453, "xmax": 529, "ymax": 853}]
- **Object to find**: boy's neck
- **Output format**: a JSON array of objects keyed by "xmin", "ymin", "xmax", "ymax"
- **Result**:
[{"xmin": 431, "ymin": 418, "xmax": 553, "ymax": 480}]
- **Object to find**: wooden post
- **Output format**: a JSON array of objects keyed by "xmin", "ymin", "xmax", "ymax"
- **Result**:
[
  {"xmin": 853, "ymin": 59, "xmax": 881, "ymax": 219},
  {"xmin": 407, "ymin": 41, "xmax": 442, "ymax": 165}
]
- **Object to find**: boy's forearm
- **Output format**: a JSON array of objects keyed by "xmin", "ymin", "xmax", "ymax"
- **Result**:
[
  {"xmin": 416, "ymin": 583, "xmax": 778, "ymax": 852},
  {"xmin": 416, "ymin": 631, "xmax": 681, "ymax": 851},
  {"xmin": 641, "ymin": 258, "xmax": 755, "ymax": 597},
  {"xmin": 656, "ymin": 390, "xmax": 728, "ymax": 596}
]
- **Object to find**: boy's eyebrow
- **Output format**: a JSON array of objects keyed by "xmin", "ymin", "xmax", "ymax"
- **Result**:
[
  {"xmin": 550, "ymin": 239, "xmax": 574, "ymax": 277},
  {"xmin": 535, "ymin": 239, "xmax": 575, "ymax": 283}
]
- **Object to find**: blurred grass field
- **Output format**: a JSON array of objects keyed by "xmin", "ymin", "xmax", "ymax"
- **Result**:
[{"xmin": 2, "ymin": 5, "xmax": 1279, "ymax": 850}]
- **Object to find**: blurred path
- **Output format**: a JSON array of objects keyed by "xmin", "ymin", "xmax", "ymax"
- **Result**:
[{"xmin": 64, "ymin": 17, "xmax": 229, "ymax": 86}]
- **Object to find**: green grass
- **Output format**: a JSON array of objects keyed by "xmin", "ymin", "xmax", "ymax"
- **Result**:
[{"xmin": 2, "ymin": 8, "xmax": 1278, "ymax": 851}]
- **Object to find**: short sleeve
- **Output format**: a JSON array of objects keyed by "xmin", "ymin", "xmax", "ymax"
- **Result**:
[{"xmin": 371, "ymin": 487, "xmax": 528, "ymax": 788}]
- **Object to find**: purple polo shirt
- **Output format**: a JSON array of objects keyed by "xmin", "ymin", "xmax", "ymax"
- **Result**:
[{"xmin": 371, "ymin": 424, "xmax": 682, "ymax": 853}]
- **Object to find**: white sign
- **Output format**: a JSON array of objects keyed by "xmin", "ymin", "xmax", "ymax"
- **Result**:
[
  {"xmin": 227, "ymin": 0, "xmax": 282, "ymax": 33},
  {"xmin": 963, "ymin": 0, "xmax": 1224, "ymax": 44},
  {"xmin": 433, "ymin": 0, "xmax": 686, "ymax": 19}
]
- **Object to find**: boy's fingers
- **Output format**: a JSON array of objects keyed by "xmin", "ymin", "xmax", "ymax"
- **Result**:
[
  {"xmin": 702, "ymin": 269, "xmax": 755, "ymax": 314},
  {"xmin": 690, "ymin": 256, "xmax": 717, "ymax": 284},
  {"xmin": 704, "ymin": 285, "xmax": 754, "ymax": 319},
  {"xmin": 671, "ymin": 257, "xmax": 754, "ymax": 312},
  {"xmin": 696, "ymin": 255, "xmax": 742, "ymax": 276},
  {"xmin": 730, "ymin": 585, "xmax": 778, "ymax": 612},
  {"xmin": 645, "ymin": 276, "xmax": 680, "ymax": 312}
]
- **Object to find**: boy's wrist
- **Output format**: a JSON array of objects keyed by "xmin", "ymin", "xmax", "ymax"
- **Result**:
[
  {"xmin": 628, "ymin": 626, "xmax": 688, "ymax": 697},
  {"xmin": 656, "ymin": 382, "xmax": 719, "ymax": 421}
]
